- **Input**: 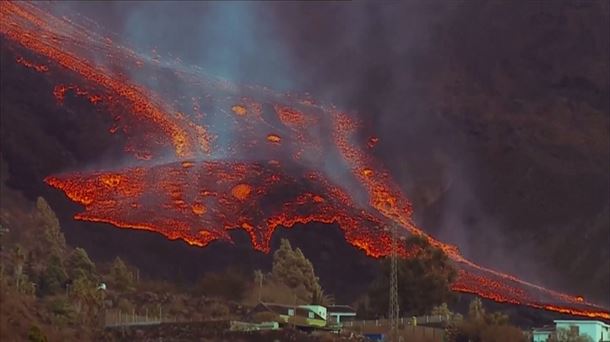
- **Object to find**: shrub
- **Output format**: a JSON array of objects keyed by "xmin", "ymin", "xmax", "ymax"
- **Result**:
[
  {"xmin": 271, "ymin": 239, "xmax": 321, "ymax": 302},
  {"xmin": 109, "ymin": 257, "xmax": 134, "ymax": 292},
  {"xmin": 203, "ymin": 302, "xmax": 230, "ymax": 319},
  {"xmin": 27, "ymin": 325, "xmax": 47, "ymax": 342},
  {"xmin": 251, "ymin": 311, "xmax": 279, "ymax": 323},
  {"xmin": 199, "ymin": 269, "xmax": 247, "ymax": 302},
  {"xmin": 480, "ymin": 324, "xmax": 527, "ymax": 342}
]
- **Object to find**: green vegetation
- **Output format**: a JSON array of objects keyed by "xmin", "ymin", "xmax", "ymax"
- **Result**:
[
  {"xmin": 108, "ymin": 256, "xmax": 134, "ymax": 291},
  {"xmin": 198, "ymin": 267, "xmax": 248, "ymax": 301},
  {"xmin": 251, "ymin": 311, "xmax": 280, "ymax": 323},
  {"xmin": 445, "ymin": 297, "xmax": 527, "ymax": 342},
  {"xmin": 360, "ymin": 235, "xmax": 457, "ymax": 317},
  {"xmin": 36, "ymin": 197, "xmax": 67, "ymax": 258},
  {"xmin": 0, "ymin": 187, "xmax": 564, "ymax": 342},
  {"xmin": 242, "ymin": 238, "xmax": 330, "ymax": 306},
  {"xmin": 271, "ymin": 238, "xmax": 322, "ymax": 302},
  {"xmin": 39, "ymin": 254, "xmax": 68, "ymax": 296},
  {"xmin": 1, "ymin": 195, "xmax": 104, "ymax": 339},
  {"xmin": 67, "ymin": 247, "xmax": 96, "ymax": 281},
  {"xmin": 310, "ymin": 286, "xmax": 335, "ymax": 306},
  {"xmin": 431, "ymin": 302, "xmax": 463, "ymax": 322},
  {"xmin": 27, "ymin": 325, "xmax": 47, "ymax": 342}
]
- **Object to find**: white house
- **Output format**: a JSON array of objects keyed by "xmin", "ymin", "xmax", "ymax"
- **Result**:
[
  {"xmin": 326, "ymin": 305, "xmax": 357, "ymax": 325},
  {"xmin": 532, "ymin": 325, "xmax": 555, "ymax": 342},
  {"xmin": 532, "ymin": 320, "xmax": 610, "ymax": 342}
]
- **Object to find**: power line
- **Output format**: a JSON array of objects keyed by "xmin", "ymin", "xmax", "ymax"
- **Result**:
[{"xmin": 388, "ymin": 224, "xmax": 399, "ymax": 341}]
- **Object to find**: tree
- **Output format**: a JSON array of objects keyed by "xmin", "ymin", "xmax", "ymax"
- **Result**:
[
  {"xmin": 367, "ymin": 235, "xmax": 457, "ymax": 316},
  {"xmin": 430, "ymin": 302, "xmax": 463, "ymax": 324},
  {"xmin": 251, "ymin": 311, "xmax": 279, "ymax": 323},
  {"xmin": 65, "ymin": 248, "xmax": 103, "ymax": 324},
  {"xmin": 109, "ymin": 257, "xmax": 133, "ymax": 291},
  {"xmin": 34, "ymin": 197, "xmax": 66, "ymax": 258},
  {"xmin": 447, "ymin": 297, "xmax": 526, "ymax": 342},
  {"xmin": 311, "ymin": 287, "xmax": 335, "ymax": 306},
  {"xmin": 480, "ymin": 324, "xmax": 527, "ymax": 342},
  {"xmin": 199, "ymin": 268, "xmax": 247, "ymax": 301},
  {"xmin": 468, "ymin": 297, "xmax": 486, "ymax": 321},
  {"xmin": 27, "ymin": 325, "xmax": 47, "ymax": 342},
  {"xmin": 271, "ymin": 239, "xmax": 322, "ymax": 302},
  {"xmin": 431, "ymin": 302, "xmax": 452, "ymax": 316},
  {"xmin": 485, "ymin": 311, "xmax": 509, "ymax": 325},
  {"xmin": 66, "ymin": 247, "xmax": 96, "ymax": 281},
  {"xmin": 24, "ymin": 251, "xmax": 40, "ymax": 287},
  {"xmin": 39, "ymin": 254, "xmax": 67, "ymax": 296},
  {"xmin": 70, "ymin": 275, "xmax": 102, "ymax": 322},
  {"xmin": 12, "ymin": 244, "xmax": 26, "ymax": 290}
]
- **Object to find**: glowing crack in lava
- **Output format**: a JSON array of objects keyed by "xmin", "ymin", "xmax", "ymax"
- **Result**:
[{"xmin": 2, "ymin": 2, "xmax": 608, "ymax": 319}]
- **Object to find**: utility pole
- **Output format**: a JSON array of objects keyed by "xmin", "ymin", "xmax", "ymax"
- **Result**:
[
  {"xmin": 388, "ymin": 224, "xmax": 400, "ymax": 341},
  {"xmin": 254, "ymin": 270, "xmax": 263, "ymax": 302}
]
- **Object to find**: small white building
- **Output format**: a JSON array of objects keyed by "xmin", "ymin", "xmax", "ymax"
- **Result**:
[
  {"xmin": 532, "ymin": 320, "xmax": 610, "ymax": 342},
  {"xmin": 532, "ymin": 325, "xmax": 555, "ymax": 342},
  {"xmin": 326, "ymin": 305, "xmax": 357, "ymax": 325}
]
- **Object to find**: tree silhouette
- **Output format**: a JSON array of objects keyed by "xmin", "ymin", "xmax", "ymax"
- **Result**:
[
  {"xmin": 67, "ymin": 247, "xmax": 96, "ymax": 281},
  {"xmin": 13, "ymin": 244, "xmax": 26, "ymax": 290},
  {"xmin": 39, "ymin": 254, "xmax": 68, "ymax": 296},
  {"xmin": 70, "ymin": 275, "xmax": 102, "ymax": 323},
  {"xmin": 34, "ymin": 197, "xmax": 66, "ymax": 258},
  {"xmin": 199, "ymin": 267, "xmax": 247, "ymax": 301},
  {"xmin": 109, "ymin": 257, "xmax": 133, "ymax": 291},
  {"xmin": 468, "ymin": 297, "xmax": 486, "ymax": 321},
  {"xmin": 447, "ymin": 297, "xmax": 526, "ymax": 342},
  {"xmin": 367, "ymin": 235, "xmax": 457, "ymax": 316},
  {"xmin": 311, "ymin": 286, "xmax": 335, "ymax": 306},
  {"xmin": 271, "ymin": 238, "xmax": 321, "ymax": 302}
]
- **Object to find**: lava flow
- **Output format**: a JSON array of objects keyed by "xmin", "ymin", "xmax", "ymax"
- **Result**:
[
  {"xmin": 2, "ymin": 1, "xmax": 608, "ymax": 319},
  {"xmin": 44, "ymin": 160, "xmax": 399, "ymax": 257}
]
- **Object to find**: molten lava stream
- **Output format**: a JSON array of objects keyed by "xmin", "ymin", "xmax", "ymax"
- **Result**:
[{"xmin": 2, "ymin": 0, "xmax": 609, "ymax": 320}]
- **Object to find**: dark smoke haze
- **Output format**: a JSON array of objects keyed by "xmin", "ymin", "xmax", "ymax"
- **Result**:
[{"xmin": 3, "ymin": 1, "xmax": 608, "ymax": 305}]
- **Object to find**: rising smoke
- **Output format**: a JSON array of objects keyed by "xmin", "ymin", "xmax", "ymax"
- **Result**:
[{"xmin": 3, "ymin": 1, "xmax": 608, "ymax": 307}]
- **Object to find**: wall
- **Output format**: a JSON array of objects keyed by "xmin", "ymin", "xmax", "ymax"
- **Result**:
[
  {"xmin": 532, "ymin": 331, "xmax": 551, "ymax": 342},
  {"xmin": 555, "ymin": 321, "xmax": 608, "ymax": 341}
]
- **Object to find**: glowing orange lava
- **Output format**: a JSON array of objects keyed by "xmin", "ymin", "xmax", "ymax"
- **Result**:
[
  {"xmin": 368, "ymin": 136, "xmax": 379, "ymax": 148},
  {"xmin": 16, "ymin": 55, "xmax": 48, "ymax": 72},
  {"xmin": 3, "ymin": 1, "xmax": 608, "ymax": 320},
  {"xmin": 231, "ymin": 104, "xmax": 247, "ymax": 116},
  {"xmin": 191, "ymin": 203, "xmax": 206, "ymax": 216},
  {"xmin": 231, "ymin": 183, "xmax": 252, "ymax": 201},
  {"xmin": 266, "ymin": 134, "xmax": 281, "ymax": 143}
]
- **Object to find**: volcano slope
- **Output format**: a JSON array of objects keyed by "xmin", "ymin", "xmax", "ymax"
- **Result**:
[{"xmin": 1, "ymin": 1, "xmax": 608, "ymax": 319}]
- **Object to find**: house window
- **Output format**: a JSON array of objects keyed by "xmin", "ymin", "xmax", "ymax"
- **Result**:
[
  {"xmin": 288, "ymin": 309, "xmax": 294, "ymax": 316},
  {"xmin": 308, "ymin": 312, "xmax": 314, "ymax": 319},
  {"xmin": 570, "ymin": 326, "xmax": 579, "ymax": 335}
]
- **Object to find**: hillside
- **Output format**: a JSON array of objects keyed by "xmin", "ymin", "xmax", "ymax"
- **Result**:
[{"xmin": 0, "ymin": 0, "xmax": 608, "ymax": 313}]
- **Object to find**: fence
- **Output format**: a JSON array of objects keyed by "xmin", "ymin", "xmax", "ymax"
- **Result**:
[
  {"xmin": 342, "ymin": 314, "xmax": 449, "ymax": 342},
  {"xmin": 343, "ymin": 314, "xmax": 451, "ymax": 328},
  {"xmin": 104, "ymin": 309, "xmax": 182, "ymax": 327}
]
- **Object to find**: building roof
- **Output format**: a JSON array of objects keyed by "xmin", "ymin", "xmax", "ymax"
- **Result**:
[
  {"xmin": 554, "ymin": 320, "xmax": 610, "ymax": 328},
  {"xmin": 327, "ymin": 305, "xmax": 356, "ymax": 314},
  {"xmin": 532, "ymin": 325, "xmax": 555, "ymax": 332},
  {"xmin": 254, "ymin": 302, "xmax": 326, "ymax": 321}
]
